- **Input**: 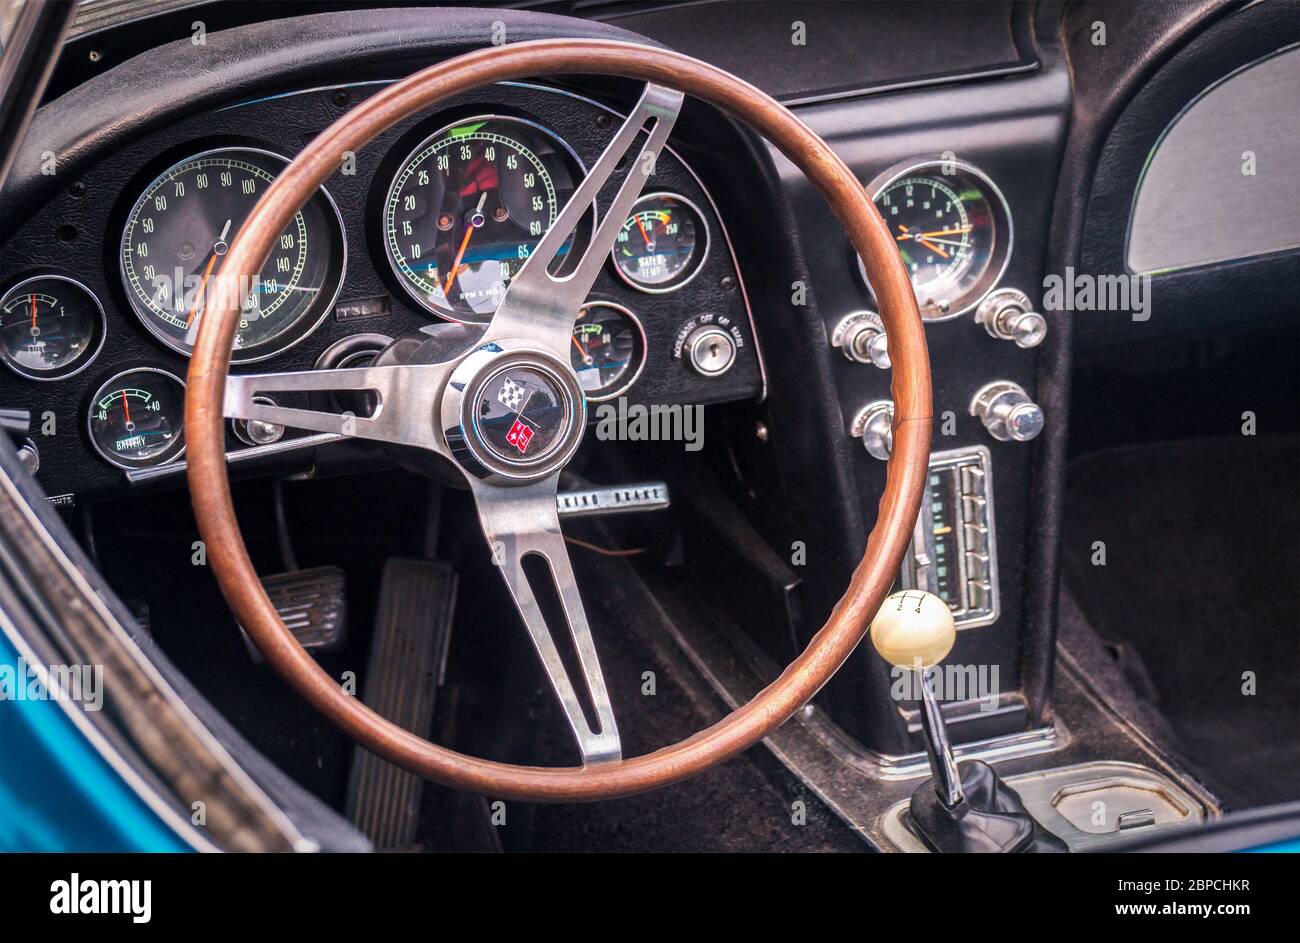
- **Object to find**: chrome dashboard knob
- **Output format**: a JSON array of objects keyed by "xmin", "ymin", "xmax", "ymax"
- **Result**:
[
  {"xmin": 975, "ymin": 288, "xmax": 1047, "ymax": 349},
  {"xmin": 832, "ymin": 310, "xmax": 890, "ymax": 369},
  {"xmin": 232, "ymin": 396, "xmax": 286, "ymax": 447},
  {"xmin": 970, "ymin": 381, "xmax": 1044, "ymax": 443},
  {"xmin": 850, "ymin": 400, "xmax": 894, "ymax": 461}
]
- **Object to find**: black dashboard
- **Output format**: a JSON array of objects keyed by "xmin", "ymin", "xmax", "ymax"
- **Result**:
[{"xmin": 0, "ymin": 72, "xmax": 760, "ymax": 498}]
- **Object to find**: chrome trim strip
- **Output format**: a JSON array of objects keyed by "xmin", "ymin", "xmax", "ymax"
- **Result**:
[
  {"xmin": 0, "ymin": 599, "xmax": 216, "ymax": 852},
  {"xmin": 123, "ymin": 431, "xmax": 345, "ymax": 485},
  {"xmin": 556, "ymin": 481, "xmax": 669, "ymax": 518},
  {"xmin": 802, "ymin": 705, "xmax": 1065, "ymax": 781}
]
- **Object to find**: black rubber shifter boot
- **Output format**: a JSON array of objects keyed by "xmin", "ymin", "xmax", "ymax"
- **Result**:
[{"xmin": 909, "ymin": 760, "xmax": 1069, "ymax": 853}]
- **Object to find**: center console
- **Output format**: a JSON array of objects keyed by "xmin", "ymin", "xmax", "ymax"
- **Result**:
[{"xmin": 764, "ymin": 46, "xmax": 1071, "ymax": 761}]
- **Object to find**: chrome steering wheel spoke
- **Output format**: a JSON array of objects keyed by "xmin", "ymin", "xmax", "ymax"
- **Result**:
[
  {"xmin": 223, "ymin": 362, "xmax": 452, "ymax": 453},
  {"xmin": 483, "ymin": 82, "xmax": 684, "ymax": 356},
  {"xmin": 224, "ymin": 82, "xmax": 683, "ymax": 767},
  {"xmin": 470, "ymin": 474, "xmax": 621, "ymax": 765}
]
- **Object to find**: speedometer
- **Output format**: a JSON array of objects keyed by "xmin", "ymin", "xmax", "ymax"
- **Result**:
[
  {"xmin": 856, "ymin": 158, "xmax": 1012, "ymax": 321},
  {"xmin": 382, "ymin": 115, "xmax": 590, "ymax": 322},
  {"xmin": 119, "ymin": 147, "xmax": 346, "ymax": 362}
]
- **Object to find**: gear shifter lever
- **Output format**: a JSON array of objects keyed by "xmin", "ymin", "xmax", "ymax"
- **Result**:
[
  {"xmin": 870, "ymin": 590, "xmax": 964, "ymax": 807},
  {"xmin": 871, "ymin": 590, "xmax": 1067, "ymax": 853}
]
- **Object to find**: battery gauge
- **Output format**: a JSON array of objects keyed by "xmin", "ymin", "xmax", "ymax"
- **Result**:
[{"xmin": 87, "ymin": 368, "xmax": 187, "ymax": 469}]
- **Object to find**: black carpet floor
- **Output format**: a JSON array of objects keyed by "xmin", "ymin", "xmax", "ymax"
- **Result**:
[{"xmin": 1062, "ymin": 435, "xmax": 1300, "ymax": 809}]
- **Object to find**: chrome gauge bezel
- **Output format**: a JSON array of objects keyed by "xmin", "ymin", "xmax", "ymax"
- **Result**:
[
  {"xmin": 381, "ymin": 113, "xmax": 594, "ymax": 324},
  {"xmin": 609, "ymin": 191, "xmax": 711, "ymax": 294},
  {"xmin": 117, "ymin": 146, "xmax": 348, "ymax": 364},
  {"xmin": 85, "ymin": 366, "xmax": 188, "ymax": 470},
  {"xmin": 572, "ymin": 300, "xmax": 648, "ymax": 402},
  {"xmin": 0, "ymin": 273, "xmax": 108, "ymax": 381},
  {"xmin": 856, "ymin": 157, "xmax": 1013, "ymax": 322}
]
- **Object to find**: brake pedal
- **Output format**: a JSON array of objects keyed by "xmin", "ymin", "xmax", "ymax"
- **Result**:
[
  {"xmin": 241, "ymin": 565, "xmax": 347, "ymax": 662},
  {"xmin": 346, "ymin": 558, "xmax": 457, "ymax": 850}
]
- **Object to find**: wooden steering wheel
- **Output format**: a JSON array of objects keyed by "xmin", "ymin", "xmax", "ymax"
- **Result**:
[{"xmin": 185, "ymin": 39, "xmax": 931, "ymax": 802}]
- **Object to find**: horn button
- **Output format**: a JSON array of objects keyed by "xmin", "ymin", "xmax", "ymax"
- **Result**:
[{"xmin": 442, "ymin": 343, "xmax": 586, "ymax": 483}]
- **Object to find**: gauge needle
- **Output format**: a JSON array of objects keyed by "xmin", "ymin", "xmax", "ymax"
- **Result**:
[
  {"xmin": 121, "ymin": 391, "xmax": 132, "ymax": 426},
  {"xmin": 634, "ymin": 213, "xmax": 654, "ymax": 250},
  {"xmin": 571, "ymin": 333, "xmax": 593, "ymax": 365},
  {"xmin": 186, "ymin": 252, "xmax": 219, "ymax": 327},
  {"xmin": 30, "ymin": 294, "xmax": 36, "ymax": 330},
  {"xmin": 918, "ymin": 238, "xmax": 949, "ymax": 258},
  {"xmin": 899, "ymin": 225, "xmax": 972, "ymax": 240},
  {"xmin": 443, "ymin": 192, "xmax": 489, "ymax": 296}
]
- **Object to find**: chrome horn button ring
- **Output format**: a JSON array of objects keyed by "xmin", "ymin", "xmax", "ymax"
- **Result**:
[{"xmin": 442, "ymin": 341, "xmax": 586, "ymax": 484}]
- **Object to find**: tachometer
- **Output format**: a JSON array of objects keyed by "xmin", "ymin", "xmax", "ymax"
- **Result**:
[
  {"xmin": 857, "ymin": 159, "xmax": 1012, "ymax": 321},
  {"xmin": 0, "ymin": 275, "xmax": 106, "ymax": 380},
  {"xmin": 119, "ymin": 147, "xmax": 346, "ymax": 362},
  {"xmin": 383, "ymin": 115, "xmax": 590, "ymax": 322},
  {"xmin": 86, "ymin": 368, "xmax": 187, "ymax": 469}
]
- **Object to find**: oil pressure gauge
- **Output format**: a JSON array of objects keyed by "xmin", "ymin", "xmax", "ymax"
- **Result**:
[
  {"xmin": 87, "ymin": 368, "xmax": 187, "ymax": 469},
  {"xmin": 570, "ymin": 302, "xmax": 646, "ymax": 400}
]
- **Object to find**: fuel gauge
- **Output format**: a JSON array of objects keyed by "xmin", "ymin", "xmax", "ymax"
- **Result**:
[
  {"xmin": 87, "ymin": 368, "xmax": 187, "ymax": 469},
  {"xmin": 0, "ymin": 275, "xmax": 106, "ymax": 379}
]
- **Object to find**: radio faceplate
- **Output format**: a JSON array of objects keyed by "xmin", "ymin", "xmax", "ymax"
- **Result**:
[{"xmin": 900, "ymin": 445, "xmax": 999, "ymax": 629}]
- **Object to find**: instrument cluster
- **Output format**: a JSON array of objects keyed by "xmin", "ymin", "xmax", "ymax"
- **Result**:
[{"xmin": 0, "ymin": 82, "xmax": 761, "ymax": 495}]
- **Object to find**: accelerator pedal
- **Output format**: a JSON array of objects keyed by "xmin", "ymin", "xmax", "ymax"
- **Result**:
[
  {"xmin": 346, "ymin": 558, "xmax": 457, "ymax": 850},
  {"xmin": 241, "ymin": 565, "xmax": 347, "ymax": 663}
]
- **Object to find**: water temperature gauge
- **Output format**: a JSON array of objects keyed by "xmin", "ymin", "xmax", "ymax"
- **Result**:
[
  {"xmin": 87, "ymin": 368, "xmax": 187, "ymax": 469},
  {"xmin": 612, "ymin": 193, "xmax": 708, "ymax": 292},
  {"xmin": 0, "ymin": 275, "xmax": 106, "ymax": 379}
]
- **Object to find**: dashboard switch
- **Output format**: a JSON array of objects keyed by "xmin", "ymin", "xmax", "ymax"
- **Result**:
[
  {"xmin": 975, "ymin": 288, "xmax": 1047, "ymax": 349},
  {"xmin": 232, "ymin": 396, "xmax": 286, "ymax": 448},
  {"xmin": 15, "ymin": 439, "xmax": 39, "ymax": 475},
  {"xmin": 685, "ymin": 325, "xmax": 737, "ymax": 377},
  {"xmin": 970, "ymin": 381, "xmax": 1044, "ymax": 442},
  {"xmin": 831, "ymin": 310, "xmax": 890, "ymax": 369},
  {"xmin": 850, "ymin": 400, "xmax": 894, "ymax": 461}
]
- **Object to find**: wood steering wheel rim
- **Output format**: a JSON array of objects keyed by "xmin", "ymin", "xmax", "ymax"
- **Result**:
[{"xmin": 185, "ymin": 38, "xmax": 931, "ymax": 802}]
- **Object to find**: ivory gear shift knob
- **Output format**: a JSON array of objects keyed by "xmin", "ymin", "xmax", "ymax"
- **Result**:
[
  {"xmin": 871, "ymin": 589, "xmax": 964, "ymax": 808},
  {"xmin": 870, "ymin": 589, "xmax": 957, "ymax": 669}
]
